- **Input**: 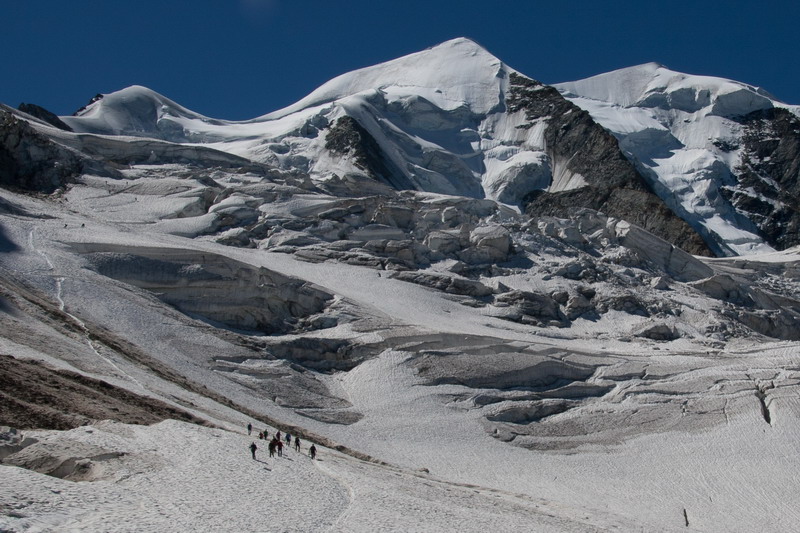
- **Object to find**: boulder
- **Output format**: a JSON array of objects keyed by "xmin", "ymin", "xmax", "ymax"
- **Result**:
[
  {"xmin": 495, "ymin": 290, "xmax": 564, "ymax": 323},
  {"xmin": 425, "ymin": 230, "xmax": 464, "ymax": 254},
  {"xmin": 470, "ymin": 225, "xmax": 511, "ymax": 262}
]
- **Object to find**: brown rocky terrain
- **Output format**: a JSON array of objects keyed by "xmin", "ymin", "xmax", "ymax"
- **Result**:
[{"xmin": 0, "ymin": 354, "xmax": 208, "ymax": 430}]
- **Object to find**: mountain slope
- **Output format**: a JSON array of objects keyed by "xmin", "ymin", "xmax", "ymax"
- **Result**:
[
  {"xmin": 556, "ymin": 63, "xmax": 800, "ymax": 256},
  {"xmin": 3, "ymin": 39, "xmax": 800, "ymax": 532},
  {"xmin": 50, "ymin": 38, "xmax": 708, "ymax": 254}
]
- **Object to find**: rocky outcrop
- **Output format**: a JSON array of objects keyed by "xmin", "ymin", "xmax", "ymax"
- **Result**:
[
  {"xmin": 507, "ymin": 73, "xmax": 645, "ymax": 194},
  {"xmin": 17, "ymin": 103, "xmax": 73, "ymax": 131},
  {"xmin": 507, "ymin": 73, "xmax": 710, "ymax": 256},
  {"xmin": 724, "ymin": 108, "xmax": 800, "ymax": 250},
  {"xmin": 325, "ymin": 116, "xmax": 414, "ymax": 190},
  {"xmin": 0, "ymin": 109, "xmax": 82, "ymax": 192},
  {"xmin": 0, "ymin": 354, "xmax": 205, "ymax": 431}
]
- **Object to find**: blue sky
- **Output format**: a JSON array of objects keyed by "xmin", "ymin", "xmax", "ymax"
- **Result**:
[{"xmin": 4, "ymin": 0, "xmax": 798, "ymax": 120}]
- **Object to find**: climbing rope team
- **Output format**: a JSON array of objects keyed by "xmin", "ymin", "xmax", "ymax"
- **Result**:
[{"xmin": 247, "ymin": 424, "xmax": 318, "ymax": 462}]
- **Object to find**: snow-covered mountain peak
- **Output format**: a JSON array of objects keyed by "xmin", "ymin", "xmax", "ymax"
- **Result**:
[
  {"xmin": 263, "ymin": 37, "xmax": 509, "ymax": 120},
  {"xmin": 5, "ymin": 38, "xmax": 800, "ymax": 533},
  {"xmin": 19, "ymin": 40, "xmax": 796, "ymax": 256},
  {"xmin": 61, "ymin": 85, "xmax": 227, "ymax": 142},
  {"xmin": 556, "ymin": 63, "xmax": 775, "ymax": 117},
  {"xmin": 60, "ymin": 85, "xmax": 225, "ymax": 141}
]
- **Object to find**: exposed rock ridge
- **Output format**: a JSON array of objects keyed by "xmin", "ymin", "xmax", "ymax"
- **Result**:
[
  {"xmin": 726, "ymin": 108, "xmax": 800, "ymax": 249},
  {"xmin": 325, "ymin": 116, "xmax": 415, "ymax": 190},
  {"xmin": 17, "ymin": 103, "xmax": 73, "ymax": 131},
  {"xmin": 0, "ymin": 109, "xmax": 82, "ymax": 193},
  {"xmin": 507, "ymin": 74, "xmax": 710, "ymax": 256},
  {"xmin": 0, "ymin": 354, "xmax": 207, "ymax": 430}
]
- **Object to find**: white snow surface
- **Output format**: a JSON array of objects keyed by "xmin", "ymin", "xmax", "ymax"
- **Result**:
[
  {"xmin": 2, "ymin": 176, "xmax": 800, "ymax": 532},
  {"xmin": 263, "ymin": 38, "xmax": 506, "ymax": 118},
  {"xmin": 56, "ymin": 38, "xmax": 586, "ymax": 207}
]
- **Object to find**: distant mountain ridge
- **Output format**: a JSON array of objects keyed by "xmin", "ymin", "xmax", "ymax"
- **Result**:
[{"xmin": 6, "ymin": 38, "xmax": 800, "ymax": 256}]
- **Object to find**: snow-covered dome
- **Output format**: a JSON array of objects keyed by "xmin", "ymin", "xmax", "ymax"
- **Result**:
[
  {"xmin": 263, "ymin": 37, "xmax": 509, "ymax": 119},
  {"xmin": 556, "ymin": 62, "xmax": 775, "ymax": 117}
]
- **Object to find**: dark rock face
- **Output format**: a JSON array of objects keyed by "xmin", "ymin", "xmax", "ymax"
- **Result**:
[
  {"xmin": 507, "ymin": 74, "xmax": 643, "ymax": 192},
  {"xmin": 17, "ymin": 103, "xmax": 73, "ymax": 131},
  {"xmin": 508, "ymin": 73, "xmax": 710, "ymax": 256},
  {"xmin": 325, "ymin": 116, "xmax": 414, "ymax": 190},
  {"xmin": 724, "ymin": 108, "xmax": 800, "ymax": 250},
  {"xmin": 0, "ymin": 110, "xmax": 82, "ymax": 193},
  {"xmin": 73, "ymin": 93, "xmax": 104, "ymax": 116}
]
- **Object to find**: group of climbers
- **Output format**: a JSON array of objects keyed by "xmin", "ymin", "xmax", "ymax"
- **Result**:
[{"xmin": 247, "ymin": 422, "xmax": 316, "ymax": 462}]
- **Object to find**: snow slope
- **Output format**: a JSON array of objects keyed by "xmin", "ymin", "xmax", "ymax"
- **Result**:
[
  {"xmin": 56, "ymin": 39, "xmax": 594, "ymax": 208},
  {"xmin": 3, "ymin": 419, "xmax": 672, "ymax": 533},
  {"xmin": 2, "ymin": 166, "xmax": 800, "ymax": 531}
]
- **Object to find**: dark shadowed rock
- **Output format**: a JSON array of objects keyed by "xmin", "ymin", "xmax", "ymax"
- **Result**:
[
  {"xmin": 507, "ymin": 73, "xmax": 710, "ymax": 256},
  {"xmin": 17, "ymin": 103, "xmax": 73, "ymax": 131},
  {"xmin": 325, "ymin": 116, "xmax": 415, "ymax": 190},
  {"xmin": 0, "ymin": 110, "xmax": 82, "ymax": 192},
  {"xmin": 724, "ymin": 108, "xmax": 800, "ymax": 250},
  {"xmin": 0, "ymin": 354, "xmax": 207, "ymax": 430}
]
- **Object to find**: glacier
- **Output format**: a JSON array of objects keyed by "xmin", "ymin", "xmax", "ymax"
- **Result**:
[{"xmin": 2, "ymin": 38, "xmax": 800, "ymax": 532}]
